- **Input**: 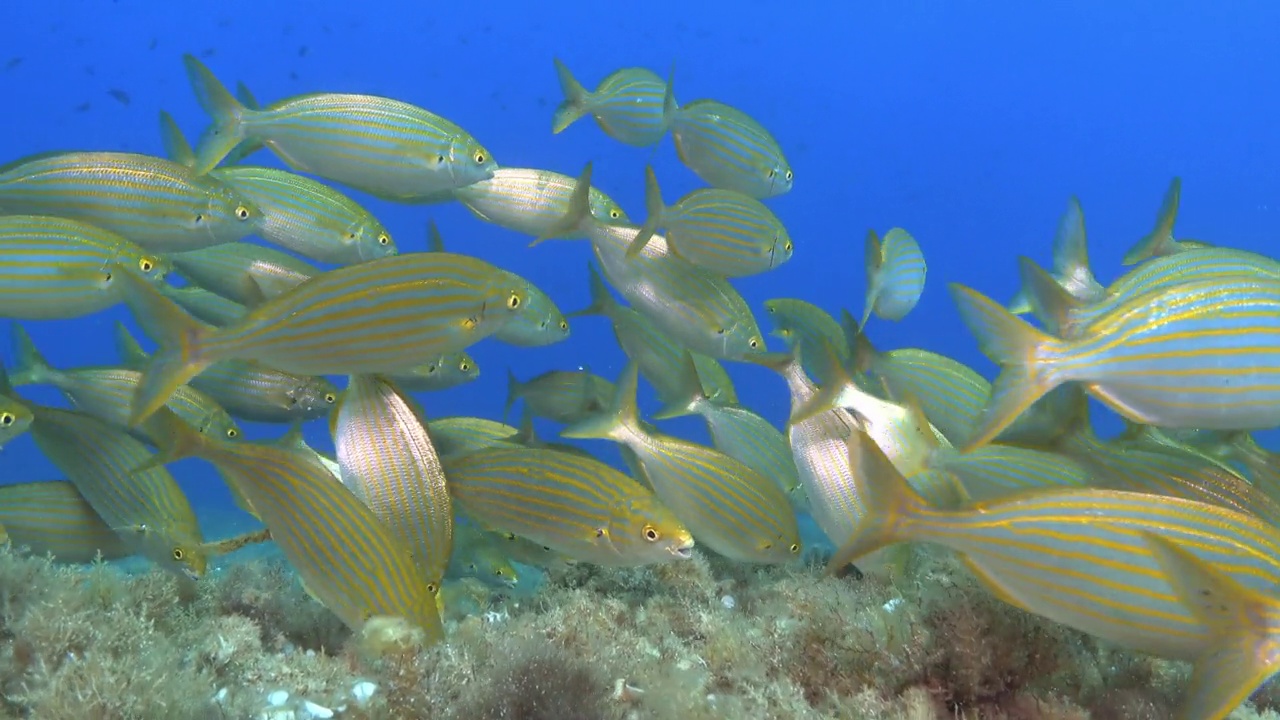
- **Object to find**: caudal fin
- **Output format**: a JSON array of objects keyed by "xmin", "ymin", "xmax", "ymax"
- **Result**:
[
  {"xmin": 530, "ymin": 162, "xmax": 593, "ymax": 246},
  {"xmin": 182, "ymin": 54, "xmax": 249, "ymax": 175},
  {"xmin": 8, "ymin": 324, "xmax": 58, "ymax": 387},
  {"xmin": 158, "ymin": 110, "xmax": 197, "ymax": 169},
  {"xmin": 569, "ymin": 262, "xmax": 618, "ymax": 319},
  {"xmin": 560, "ymin": 362, "xmax": 642, "ymax": 442},
  {"xmin": 652, "ymin": 351, "xmax": 707, "ymax": 420},
  {"xmin": 949, "ymin": 282, "xmax": 1060, "ymax": 452},
  {"xmin": 626, "ymin": 165, "xmax": 667, "ymax": 258},
  {"xmin": 550, "ymin": 58, "xmax": 590, "ymax": 134},
  {"xmin": 826, "ymin": 427, "xmax": 928, "ymax": 574}
]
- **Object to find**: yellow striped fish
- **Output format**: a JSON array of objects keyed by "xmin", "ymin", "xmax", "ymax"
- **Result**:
[
  {"xmin": 28, "ymin": 405, "xmax": 207, "ymax": 580},
  {"xmin": 671, "ymin": 98, "xmax": 791, "ymax": 198},
  {"xmin": 145, "ymin": 406, "xmax": 444, "ymax": 644},
  {"xmin": 551, "ymin": 60, "xmax": 674, "ymax": 147},
  {"xmin": 573, "ymin": 262, "xmax": 737, "ymax": 406},
  {"xmin": 160, "ymin": 284, "xmax": 247, "ymax": 327},
  {"xmin": 452, "ymin": 168, "xmax": 629, "ymax": 240},
  {"xmin": 11, "ymin": 323, "xmax": 240, "ymax": 441},
  {"xmin": 114, "ymin": 321, "xmax": 339, "ymax": 425},
  {"xmin": 446, "ymin": 524, "xmax": 522, "ymax": 588},
  {"xmin": 505, "ymin": 368, "xmax": 614, "ymax": 425},
  {"xmin": 169, "ymin": 243, "xmax": 319, "ymax": 306},
  {"xmin": 953, "ymin": 268, "xmax": 1280, "ymax": 450},
  {"xmin": 160, "ymin": 109, "xmax": 397, "ymax": 265},
  {"xmin": 862, "ymin": 228, "xmax": 926, "ymax": 325},
  {"xmin": 0, "ymin": 151, "xmax": 257, "ymax": 252},
  {"xmin": 118, "ymin": 252, "xmax": 529, "ymax": 425},
  {"xmin": 426, "ymin": 224, "xmax": 569, "ymax": 347},
  {"xmin": 332, "ymin": 374, "xmax": 453, "ymax": 591},
  {"xmin": 425, "ymin": 416, "xmax": 523, "ymax": 460},
  {"xmin": 184, "ymin": 55, "xmax": 496, "ymax": 201},
  {"xmin": 763, "ymin": 298, "xmax": 849, "ymax": 388},
  {"xmin": 0, "ymin": 215, "xmax": 169, "ymax": 320},
  {"xmin": 538, "ymin": 164, "xmax": 767, "ymax": 362},
  {"xmin": 563, "ymin": 363, "xmax": 800, "ymax": 564},
  {"xmin": 0, "ymin": 480, "xmax": 132, "ymax": 562},
  {"xmin": 443, "ymin": 446, "xmax": 694, "ymax": 566},
  {"xmin": 832, "ymin": 427, "xmax": 1280, "ymax": 720},
  {"xmin": 383, "ymin": 351, "xmax": 479, "ymax": 393},
  {"xmin": 628, "ymin": 166, "xmax": 792, "ymax": 277}
]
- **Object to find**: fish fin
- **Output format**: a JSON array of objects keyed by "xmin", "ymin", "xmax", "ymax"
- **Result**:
[
  {"xmin": 503, "ymin": 369, "xmax": 521, "ymax": 423},
  {"xmin": 860, "ymin": 229, "xmax": 884, "ymax": 327},
  {"xmin": 949, "ymin": 283, "xmax": 1059, "ymax": 453},
  {"xmin": 276, "ymin": 421, "xmax": 309, "ymax": 452},
  {"xmin": 1016, "ymin": 255, "xmax": 1083, "ymax": 336},
  {"xmin": 426, "ymin": 219, "xmax": 446, "ymax": 252},
  {"xmin": 626, "ymin": 165, "xmax": 665, "ymax": 258},
  {"xmin": 841, "ymin": 309, "xmax": 877, "ymax": 375},
  {"xmin": 561, "ymin": 362, "xmax": 641, "ymax": 441},
  {"xmin": 8, "ymin": 324, "xmax": 55, "ymax": 386},
  {"xmin": 530, "ymin": 162, "xmax": 593, "ymax": 246},
  {"xmin": 1143, "ymin": 531, "xmax": 1280, "ymax": 720},
  {"xmin": 569, "ymin": 262, "xmax": 617, "ymax": 318},
  {"xmin": 158, "ymin": 110, "xmax": 197, "ymax": 169},
  {"xmin": 1122, "ymin": 177, "xmax": 1182, "ymax": 265},
  {"xmin": 182, "ymin": 54, "xmax": 249, "ymax": 175},
  {"xmin": 826, "ymin": 427, "xmax": 928, "ymax": 574},
  {"xmin": 1050, "ymin": 196, "xmax": 1101, "ymax": 299},
  {"xmin": 202, "ymin": 527, "xmax": 271, "ymax": 556},
  {"xmin": 513, "ymin": 406, "xmax": 538, "ymax": 446},
  {"xmin": 233, "ymin": 80, "xmax": 260, "ymax": 110},
  {"xmin": 660, "ymin": 64, "xmax": 678, "ymax": 133},
  {"xmin": 550, "ymin": 58, "xmax": 590, "ymax": 134},
  {"xmin": 0, "ymin": 364, "xmax": 16, "ymax": 397},
  {"xmin": 113, "ymin": 321, "xmax": 150, "ymax": 367},
  {"xmin": 787, "ymin": 337, "xmax": 857, "ymax": 426},
  {"xmin": 132, "ymin": 405, "xmax": 207, "ymax": 474},
  {"xmin": 652, "ymin": 351, "xmax": 705, "ymax": 420},
  {"xmin": 745, "ymin": 346, "xmax": 802, "ymax": 376},
  {"xmin": 115, "ymin": 267, "xmax": 214, "ymax": 426}
]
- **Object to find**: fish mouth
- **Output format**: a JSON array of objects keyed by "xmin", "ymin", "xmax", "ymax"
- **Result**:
[{"xmin": 671, "ymin": 540, "xmax": 695, "ymax": 559}]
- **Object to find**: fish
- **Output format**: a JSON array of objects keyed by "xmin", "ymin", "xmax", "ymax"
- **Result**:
[
  {"xmin": 952, "ymin": 266, "xmax": 1280, "ymax": 450},
  {"xmin": 160, "ymin": 284, "xmax": 247, "ymax": 327},
  {"xmin": 628, "ymin": 166, "xmax": 792, "ymax": 277},
  {"xmin": 443, "ymin": 446, "xmax": 695, "ymax": 566},
  {"xmin": 551, "ymin": 59, "xmax": 674, "ymax": 146},
  {"xmin": 862, "ymin": 228, "xmax": 926, "ymax": 325},
  {"xmin": 169, "ymin": 243, "xmax": 319, "ymax": 306},
  {"xmin": 118, "ymin": 252, "xmax": 530, "ymax": 425},
  {"xmin": 27, "ymin": 405, "xmax": 207, "ymax": 580},
  {"xmin": 382, "ymin": 351, "xmax": 480, "ymax": 393},
  {"xmin": 505, "ymin": 369, "xmax": 614, "ymax": 425},
  {"xmin": 333, "ymin": 374, "xmax": 454, "ymax": 592},
  {"xmin": 537, "ymin": 164, "xmax": 767, "ymax": 362},
  {"xmin": 573, "ymin": 262, "xmax": 737, "ymax": 407},
  {"xmin": 183, "ymin": 55, "xmax": 496, "ymax": 201},
  {"xmin": 145, "ymin": 406, "xmax": 444, "ymax": 645},
  {"xmin": 425, "ymin": 416, "xmax": 523, "ymax": 460},
  {"xmin": 670, "ymin": 98, "xmax": 791, "ymax": 198},
  {"xmin": 11, "ymin": 323, "xmax": 241, "ymax": 442},
  {"xmin": 0, "ymin": 151, "xmax": 257, "ymax": 253},
  {"xmin": 426, "ymin": 222, "xmax": 569, "ymax": 347},
  {"xmin": 451, "ymin": 167, "xmax": 629, "ymax": 240},
  {"xmin": 107, "ymin": 88, "xmax": 131, "ymax": 106},
  {"xmin": 161, "ymin": 112, "xmax": 397, "ymax": 264},
  {"xmin": 446, "ymin": 537, "xmax": 521, "ymax": 589},
  {"xmin": 762, "ymin": 298, "xmax": 849, "ymax": 387},
  {"xmin": 563, "ymin": 363, "xmax": 801, "ymax": 564},
  {"xmin": 0, "ymin": 215, "xmax": 170, "ymax": 320},
  {"xmin": 0, "ymin": 480, "xmax": 132, "ymax": 562},
  {"xmin": 829, "ymin": 427, "xmax": 1280, "ymax": 720},
  {"xmin": 1006, "ymin": 195, "xmax": 1105, "ymax": 315},
  {"xmin": 113, "ymin": 321, "xmax": 338, "ymax": 425}
]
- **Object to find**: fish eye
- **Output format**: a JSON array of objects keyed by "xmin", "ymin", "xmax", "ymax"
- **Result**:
[
  {"xmin": 459, "ymin": 361, "xmax": 471, "ymax": 372},
  {"xmin": 426, "ymin": 582, "xmax": 438, "ymax": 595},
  {"xmin": 0, "ymin": 413, "xmax": 13, "ymax": 426},
  {"xmin": 324, "ymin": 393, "xmax": 337, "ymax": 404},
  {"xmin": 226, "ymin": 427, "xmax": 239, "ymax": 439},
  {"xmin": 784, "ymin": 241, "xmax": 793, "ymax": 252},
  {"xmin": 378, "ymin": 234, "xmax": 390, "ymax": 246},
  {"xmin": 643, "ymin": 525, "xmax": 660, "ymax": 542},
  {"xmin": 749, "ymin": 338, "xmax": 760, "ymax": 349},
  {"xmin": 172, "ymin": 548, "xmax": 184, "ymax": 561},
  {"xmin": 789, "ymin": 543, "xmax": 800, "ymax": 554},
  {"xmin": 507, "ymin": 293, "xmax": 522, "ymax": 310},
  {"xmin": 138, "ymin": 258, "xmax": 155, "ymax": 272},
  {"xmin": 194, "ymin": 213, "xmax": 205, "ymax": 224},
  {"xmin": 495, "ymin": 568, "xmax": 508, "ymax": 577},
  {"xmin": 436, "ymin": 154, "xmax": 446, "ymax": 165},
  {"xmin": 785, "ymin": 171, "xmax": 793, "ymax": 181},
  {"xmin": 716, "ymin": 328, "xmax": 726, "ymax": 335},
  {"xmin": 235, "ymin": 205, "xmax": 251, "ymax": 221},
  {"xmin": 558, "ymin": 320, "xmax": 568, "ymax": 331},
  {"xmin": 473, "ymin": 150, "xmax": 487, "ymax": 164},
  {"xmin": 609, "ymin": 209, "xmax": 621, "ymax": 219}
]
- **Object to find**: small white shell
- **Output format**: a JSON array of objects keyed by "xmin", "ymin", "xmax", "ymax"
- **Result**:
[
  {"xmin": 267, "ymin": 690, "xmax": 290, "ymax": 707},
  {"xmin": 301, "ymin": 700, "xmax": 334, "ymax": 719},
  {"xmin": 352, "ymin": 681, "xmax": 378, "ymax": 704}
]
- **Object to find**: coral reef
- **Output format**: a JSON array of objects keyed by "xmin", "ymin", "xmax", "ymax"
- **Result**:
[{"xmin": 0, "ymin": 543, "xmax": 1277, "ymax": 719}]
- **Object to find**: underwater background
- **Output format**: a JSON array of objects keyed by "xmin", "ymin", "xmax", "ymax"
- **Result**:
[{"xmin": 3, "ymin": 1, "xmax": 1280, "ymax": 718}]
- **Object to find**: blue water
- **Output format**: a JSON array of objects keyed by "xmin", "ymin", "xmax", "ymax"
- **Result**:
[{"xmin": 3, "ymin": 1, "xmax": 1279, "ymax": 538}]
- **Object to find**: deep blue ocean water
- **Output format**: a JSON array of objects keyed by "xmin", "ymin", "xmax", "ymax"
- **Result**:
[{"xmin": 3, "ymin": 1, "xmax": 1279, "ymax": 541}]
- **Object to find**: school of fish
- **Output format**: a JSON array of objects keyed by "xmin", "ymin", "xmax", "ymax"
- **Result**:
[{"xmin": 1, "ymin": 53, "xmax": 1278, "ymax": 717}]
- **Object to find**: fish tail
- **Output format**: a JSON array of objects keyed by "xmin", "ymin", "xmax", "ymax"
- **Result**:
[
  {"xmin": 561, "ymin": 362, "xmax": 641, "ymax": 441},
  {"xmin": 569, "ymin": 262, "xmax": 617, "ymax": 318},
  {"xmin": 425, "ymin": 219, "xmax": 446, "ymax": 252},
  {"xmin": 950, "ymin": 282, "xmax": 1060, "ymax": 452},
  {"xmin": 652, "ymin": 351, "xmax": 706, "ymax": 420},
  {"xmin": 115, "ymin": 267, "xmax": 213, "ymax": 426},
  {"xmin": 860, "ymin": 229, "xmax": 884, "ymax": 327},
  {"xmin": 503, "ymin": 368, "xmax": 522, "ymax": 422},
  {"xmin": 530, "ymin": 162, "xmax": 593, "ymax": 246},
  {"xmin": 550, "ymin": 58, "xmax": 590, "ymax": 134},
  {"xmin": 1016, "ymin": 255, "xmax": 1084, "ymax": 336},
  {"xmin": 786, "ymin": 337, "xmax": 858, "ymax": 426},
  {"xmin": 626, "ymin": 165, "xmax": 665, "ymax": 258},
  {"xmin": 158, "ymin": 110, "xmax": 197, "ymax": 169},
  {"xmin": 8, "ymin": 324, "xmax": 57, "ymax": 386},
  {"xmin": 134, "ymin": 405, "xmax": 210, "ymax": 475},
  {"xmin": 826, "ymin": 427, "xmax": 928, "ymax": 575},
  {"xmin": 840, "ymin": 308, "xmax": 877, "ymax": 374},
  {"xmin": 660, "ymin": 64, "xmax": 678, "ymax": 132},
  {"xmin": 1122, "ymin": 177, "xmax": 1181, "ymax": 265},
  {"xmin": 1142, "ymin": 532, "xmax": 1280, "ymax": 720},
  {"xmin": 112, "ymin": 320, "xmax": 150, "ymax": 367},
  {"xmin": 182, "ymin": 54, "xmax": 249, "ymax": 175}
]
